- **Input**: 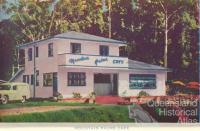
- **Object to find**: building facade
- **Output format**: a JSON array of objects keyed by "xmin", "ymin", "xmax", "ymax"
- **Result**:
[{"xmin": 11, "ymin": 31, "xmax": 169, "ymax": 98}]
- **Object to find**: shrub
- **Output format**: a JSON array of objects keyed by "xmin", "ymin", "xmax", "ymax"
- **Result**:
[
  {"xmin": 72, "ymin": 92, "xmax": 82, "ymax": 98},
  {"xmin": 88, "ymin": 92, "xmax": 96, "ymax": 99},
  {"xmin": 137, "ymin": 91, "xmax": 150, "ymax": 97},
  {"xmin": 52, "ymin": 92, "xmax": 63, "ymax": 101}
]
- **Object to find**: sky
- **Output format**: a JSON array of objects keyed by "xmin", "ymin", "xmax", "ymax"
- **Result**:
[
  {"xmin": 0, "ymin": 0, "xmax": 59, "ymax": 21},
  {"xmin": 0, "ymin": 0, "xmax": 17, "ymax": 21}
]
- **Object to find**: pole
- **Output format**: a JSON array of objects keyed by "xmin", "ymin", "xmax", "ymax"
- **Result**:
[
  {"xmin": 108, "ymin": 0, "xmax": 112, "ymax": 38},
  {"xmin": 33, "ymin": 45, "xmax": 36, "ymax": 98},
  {"xmin": 198, "ymin": 0, "xmax": 200, "ymax": 123}
]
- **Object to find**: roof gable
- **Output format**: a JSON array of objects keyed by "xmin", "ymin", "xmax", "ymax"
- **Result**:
[
  {"xmin": 17, "ymin": 31, "xmax": 126, "ymax": 48},
  {"xmin": 54, "ymin": 31, "xmax": 126, "ymax": 44},
  {"xmin": 128, "ymin": 59, "xmax": 170, "ymax": 71}
]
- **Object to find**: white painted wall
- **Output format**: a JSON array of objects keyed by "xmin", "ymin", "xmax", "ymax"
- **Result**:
[{"xmin": 57, "ymin": 67, "xmax": 167, "ymax": 98}]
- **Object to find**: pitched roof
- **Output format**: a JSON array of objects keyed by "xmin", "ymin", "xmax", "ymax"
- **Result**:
[
  {"xmin": 54, "ymin": 31, "xmax": 126, "ymax": 44},
  {"xmin": 17, "ymin": 31, "xmax": 126, "ymax": 48},
  {"xmin": 128, "ymin": 59, "xmax": 170, "ymax": 71}
]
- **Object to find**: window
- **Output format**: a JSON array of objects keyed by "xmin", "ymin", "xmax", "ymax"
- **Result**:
[
  {"xmin": 30, "ymin": 71, "xmax": 39, "ymax": 86},
  {"xmin": 36, "ymin": 70, "xmax": 39, "ymax": 86},
  {"xmin": 23, "ymin": 75, "xmax": 29, "ymax": 84},
  {"xmin": 43, "ymin": 73, "xmax": 53, "ymax": 86},
  {"xmin": 35, "ymin": 46, "xmax": 39, "ymax": 57},
  {"xmin": 129, "ymin": 74, "xmax": 156, "ymax": 89},
  {"xmin": 13, "ymin": 85, "xmax": 17, "ymax": 90},
  {"xmin": 23, "ymin": 75, "xmax": 26, "ymax": 83},
  {"xmin": 31, "ymin": 75, "xmax": 34, "ymax": 85},
  {"xmin": 48, "ymin": 43, "xmax": 53, "ymax": 57},
  {"xmin": 68, "ymin": 72, "xmax": 86, "ymax": 86},
  {"xmin": 119, "ymin": 46, "xmax": 128, "ymax": 57},
  {"xmin": 0, "ymin": 85, "xmax": 11, "ymax": 90},
  {"xmin": 27, "ymin": 75, "xmax": 29, "ymax": 84},
  {"xmin": 28, "ymin": 48, "xmax": 32, "ymax": 61},
  {"xmin": 100, "ymin": 45, "xmax": 109, "ymax": 56},
  {"xmin": 71, "ymin": 43, "xmax": 81, "ymax": 54}
]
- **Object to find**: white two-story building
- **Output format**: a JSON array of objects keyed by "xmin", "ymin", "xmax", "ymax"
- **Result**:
[{"xmin": 11, "ymin": 31, "xmax": 169, "ymax": 98}]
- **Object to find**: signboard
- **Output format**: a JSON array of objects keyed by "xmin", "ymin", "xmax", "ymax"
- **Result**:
[
  {"xmin": 129, "ymin": 74, "xmax": 156, "ymax": 89},
  {"xmin": 65, "ymin": 54, "xmax": 128, "ymax": 68}
]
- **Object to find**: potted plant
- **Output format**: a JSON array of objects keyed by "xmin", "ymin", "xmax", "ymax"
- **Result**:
[
  {"xmin": 53, "ymin": 92, "xmax": 63, "ymax": 102},
  {"xmin": 88, "ymin": 92, "xmax": 96, "ymax": 104}
]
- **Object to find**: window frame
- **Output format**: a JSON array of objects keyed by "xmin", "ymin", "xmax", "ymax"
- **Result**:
[
  {"xmin": 129, "ymin": 74, "xmax": 157, "ymax": 89},
  {"xmin": 71, "ymin": 43, "xmax": 81, "ymax": 54},
  {"xmin": 68, "ymin": 72, "xmax": 86, "ymax": 86},
  {"xmin": 28, "ymin": 48, "xmax": 32, "ymax": 61},
  {"xmin": 35, "ymin": 46, "xmax": 39, "ymax": 57},
  {"xmin": 43, "ymin": 73, "xmax": 53, "ymax": 87},
  {"xmin": 31, "ymin": 75, "xmax": 34, "ymax": 85},
  {"xmin": 99, "ymin": 45, "xmax": 109, "ymax": 56},
  {"xmin": 36, "ymin": 70, "xmax": 39, "ymax": 86},
  {"xmin": 48, "ymin": 43, "xmax": 53, "ymax": 57}
]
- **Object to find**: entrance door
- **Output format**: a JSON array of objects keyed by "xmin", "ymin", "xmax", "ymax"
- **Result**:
[
  {"xmin": 53, "ymin": 72, "xmax": 58, "ymax": 95},
  {"xmin": 94, "ymin": 73, "xmax": 112, "ymax": 96}
]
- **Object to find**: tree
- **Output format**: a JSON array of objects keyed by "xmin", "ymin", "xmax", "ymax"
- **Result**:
[{"xmin": 151, "ymin": 0, "xmax": 196, "ymax": 68}]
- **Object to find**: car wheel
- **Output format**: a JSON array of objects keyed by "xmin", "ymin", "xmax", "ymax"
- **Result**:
[
  {"xmin": 21, "ymin": 96, "xmax": 26, "ymax": 103},
  {"xmin": 2, "ymin": 96, "xmax": 8, "ymax": 104}
]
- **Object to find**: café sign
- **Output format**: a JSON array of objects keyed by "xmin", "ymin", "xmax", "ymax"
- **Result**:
[{"xmin": 66, "ymin": 54, "xmax": 128, "ymax": 68}]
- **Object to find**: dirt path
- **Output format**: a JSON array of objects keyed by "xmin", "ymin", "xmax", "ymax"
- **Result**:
[{"xmin": 0, "ymin": 106, "xmax": 91, "ymax": 116}]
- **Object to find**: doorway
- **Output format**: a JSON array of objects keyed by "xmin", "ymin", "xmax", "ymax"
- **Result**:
[
  {"xmin": 53, "ymin": 72, "xmax": 58, "ymax": 96},
  {"xmin": 94, "ymin": 73, "xmax": 118, "ymax": 96}
]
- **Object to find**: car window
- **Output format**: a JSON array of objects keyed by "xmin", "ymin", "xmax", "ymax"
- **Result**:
[
  {"xmin": 0, "ymin": 85, "xmax": 11, "ymax": 90},
  {"xmin": 13, "ymin": 85, "xmax": 17, "ymax": 90}
]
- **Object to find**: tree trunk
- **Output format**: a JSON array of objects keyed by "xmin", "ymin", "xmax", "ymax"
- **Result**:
[
  {"xmin": 164, "ymin": 13, "xmax": 168, "ymax": 68},
  {"xmin": 108, "ymin": 0, "xmax": 112, "ymax": 38}
]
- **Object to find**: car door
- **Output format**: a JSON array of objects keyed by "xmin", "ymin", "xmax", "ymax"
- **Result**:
[{"xmin": 8, "ymin": 85, "xmax": 18, "ymax": 100}]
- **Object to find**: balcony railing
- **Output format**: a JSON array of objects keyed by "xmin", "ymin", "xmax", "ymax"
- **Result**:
[{"xmin": 58, "ymin": 53, "xmax": 128, "ymax": 68}]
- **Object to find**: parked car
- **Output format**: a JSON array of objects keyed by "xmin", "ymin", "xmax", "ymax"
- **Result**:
[{"xmin": 0, "ymin": 82, "xmax": 31, "ymax": 104}]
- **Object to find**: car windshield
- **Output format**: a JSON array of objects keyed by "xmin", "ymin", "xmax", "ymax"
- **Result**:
[{"xmin": 0, "ymin": 85, "xmax": 11, "ymax": 90}]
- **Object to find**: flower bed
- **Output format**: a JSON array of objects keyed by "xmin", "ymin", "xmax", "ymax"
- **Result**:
[{"xmin": 60, "ymin": 98, "xmax": 88, "ymax": 103}]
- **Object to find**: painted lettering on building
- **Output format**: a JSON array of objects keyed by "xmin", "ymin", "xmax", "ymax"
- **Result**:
[
  {"xmin": 113, "ymin": 60, "xmax": 124, "ymax": 64},
  {"xmin": 95, "ymin": 58, "xmax": 108, "ymax": 65},
  {"xmin": 69, "ymin": 56, "xmax": 89, "ymax": 64}
]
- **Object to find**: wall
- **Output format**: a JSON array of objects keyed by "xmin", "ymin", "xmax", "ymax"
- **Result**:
[
  {"xmin": 15, "ymin": 38, "xmax": 58, "ymax": 98},
  {"xmin": 56, "ymin": 39, "xmax": 121, "ymax": 56},
  {"xmin": 58, "ymin": 67, "xmax": 167, "ymax": 98},
  {"xmin": 58, "ymin": 67, "xmax": 94, "ymax": 98}
]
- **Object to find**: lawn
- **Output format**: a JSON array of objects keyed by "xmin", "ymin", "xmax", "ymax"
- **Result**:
[
  {"xmin": 0, "ymin": 105, "xmax": 134, "ymax": 122},
  {"xmin": 0, "ymin": 101, "xmax": 96, "ymax": 109}
]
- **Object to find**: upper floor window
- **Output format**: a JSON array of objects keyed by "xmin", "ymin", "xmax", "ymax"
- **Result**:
[
  {"xmin": 48, "ymin": 43, "xmax": 53, "ymax": 57},
  {"xmin": 119, "ymin": 46, "xmax": 128, "ymax": 57},
  {"xmin": 100, "ymin": 45, "xmax": 109, "ymax": 56},
  {"xmin": 35, "ymin": 46, "xmax": 39, "ymax": 57},
  {"xmin": 71, "ymin": 43, "xmax": 81, "ymax": 54},
  {"xmin": 28, "ymin": 48, "xmax": 32, "ymax": 61}
]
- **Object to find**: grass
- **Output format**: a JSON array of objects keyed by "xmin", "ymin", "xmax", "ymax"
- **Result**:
[
  {"xmin": 0, "ymin": 100, "xmax": 97, "ymax": 109},
  {"xmin": 0, "ymin": 105, "xmax": 134, "ymax": 122}
]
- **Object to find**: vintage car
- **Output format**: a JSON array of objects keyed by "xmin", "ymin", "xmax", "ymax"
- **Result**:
[{"xmin": 0, "ymin": 82, "xmax": 31, "ymax": 104}]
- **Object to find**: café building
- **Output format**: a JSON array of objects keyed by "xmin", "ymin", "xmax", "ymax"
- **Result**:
[{"xmin": 11, "ymin": 31, "xmax": 169, "ymax": 98}]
